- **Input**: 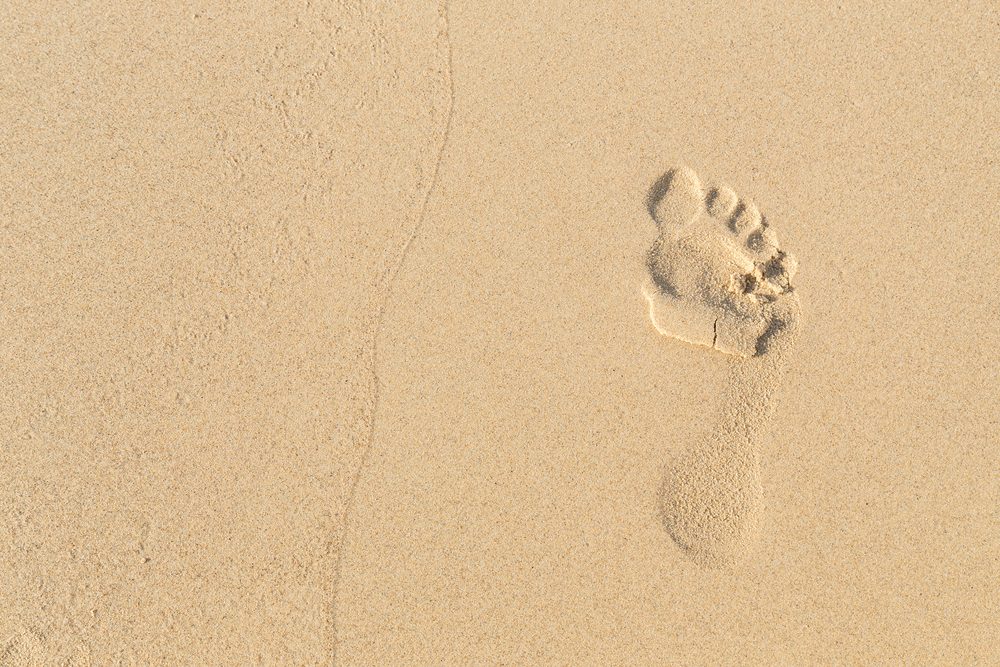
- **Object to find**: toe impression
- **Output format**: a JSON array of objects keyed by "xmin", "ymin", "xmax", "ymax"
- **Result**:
[
  {"xmin": 649, "ymin": 166, "xmax": 704, "ymax": 232},
  {"xmin": 707, "ymin": 186, "xmax": 738, "ymax": 220}
]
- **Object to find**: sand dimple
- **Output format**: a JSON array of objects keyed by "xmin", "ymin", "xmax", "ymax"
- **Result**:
[{"xmin": 644, "ymin": 166, "xmax": 801, "ymax": 567}]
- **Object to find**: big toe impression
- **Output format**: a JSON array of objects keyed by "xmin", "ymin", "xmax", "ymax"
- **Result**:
[{"xmin": 649, "ymin": 166, "xmax": 703, "ymax": 231}]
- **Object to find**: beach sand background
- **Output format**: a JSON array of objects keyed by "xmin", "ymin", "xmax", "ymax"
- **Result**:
[{"xmin": 2, "ymin": 1, "xmax": 998, "ymax": 665}]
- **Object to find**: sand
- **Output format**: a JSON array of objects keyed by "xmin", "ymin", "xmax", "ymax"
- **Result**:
[{"xmin": 2, "ymin": 1, "xmax": 998, "ymax": 665}]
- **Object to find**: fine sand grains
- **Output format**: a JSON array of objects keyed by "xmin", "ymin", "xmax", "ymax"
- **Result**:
[
  {"xmin": 645, "ymin": 166, "xmax": 801, "ymax": 566},
  {"xmin": 0, "ymin": 3, "xmax": 450, "ymax": 663}
]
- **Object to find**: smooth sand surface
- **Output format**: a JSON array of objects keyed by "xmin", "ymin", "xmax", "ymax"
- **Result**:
[
  {"xmin": 2, "ymin": 2, "xmax": 449, "ymax": 663},
  {"xmin": 2, "ymin": 1, "xmax": 998, "ymax": 665}
]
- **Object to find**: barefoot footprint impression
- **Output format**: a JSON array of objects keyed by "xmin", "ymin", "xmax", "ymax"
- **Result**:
[
  {"xmin": 644, "ymin": 166, "xmax": 801, "ymax": 566},
  {"xmin": 643, "ymin": 166, "xmax": 797, "ymax": 357}
]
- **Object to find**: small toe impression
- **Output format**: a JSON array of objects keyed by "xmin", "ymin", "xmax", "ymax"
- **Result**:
[
  {"xmin": 731, "ymin": 201, "xmax": 761, "ymax": 235},
  {"xmin": 649, "ymin": 166, "xmax": 704, "ymax": 231},
  {"xmin": 763, "ymin": 251, "xmax": 797, "ymax": 290},
  {"xmin": 706, "ymin": 186, "xmax": 738, "ymax": 220},
  {"xmin": 746, "ymin": 224, "xmax": 779, "ymax": 259}
]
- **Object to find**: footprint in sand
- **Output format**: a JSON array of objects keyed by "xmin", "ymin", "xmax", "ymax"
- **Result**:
[{"xmin": 643, "ymin": 166, "xmax": 801, "ymax": 567}]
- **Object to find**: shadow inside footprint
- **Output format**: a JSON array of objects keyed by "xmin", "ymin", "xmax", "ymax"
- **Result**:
[{"xmin": 645, "ymin": 170, "xmax": 678, "ymax": 222}]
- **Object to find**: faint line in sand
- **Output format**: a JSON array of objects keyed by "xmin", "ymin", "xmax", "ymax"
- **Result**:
[{"xmin": 328, "ymin": 1, "xmax": 455, "ymax": 663}]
